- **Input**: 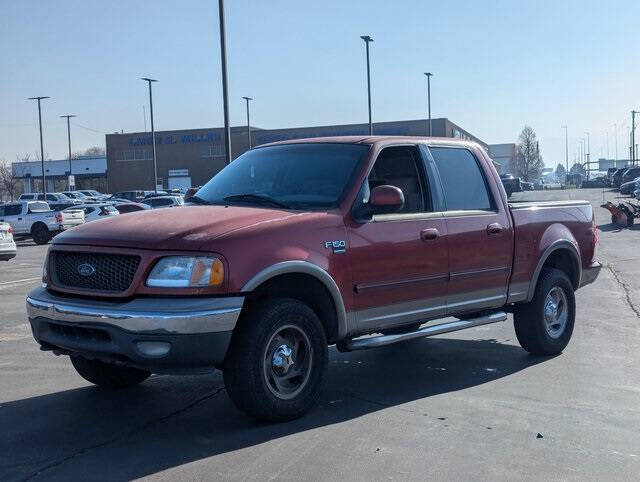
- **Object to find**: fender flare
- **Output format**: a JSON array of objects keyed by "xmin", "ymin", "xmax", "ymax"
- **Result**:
[
  {"xmin": 526, "ymin": 239, "xmax": 581, "ymax": 301},
  {"xmin": 241, "ymin": 261, "xmax": 348, "ymax": 339}
]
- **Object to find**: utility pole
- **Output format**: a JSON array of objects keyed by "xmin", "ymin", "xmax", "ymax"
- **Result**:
[
  {"xmin": 242, "ymin": 96, "xmax": 253, "ymax": 149},
  {"xmin": 614, "ymin": 123, "xmax": 618, "ymax": 161},
  {"xmin": 360, "ymin": 35, "xmax": 374, "ymax": 135},
  {"xmin": 219, "ymin": 0, "xmax": 232, "ymax": 164},
  {"xmin": 60, "ymin": 114, "xmax": 77, "ymax": 190},
  {"xmin": 632, "ymin": 111, "xmax": 638, "ymax": 165},
  {"xmin": 28, "ymin": 96, "xmax": 50, "ymax": 196},
  {"xmin": 141, "ymin": 78, "xmax": 158, "ymax": 193},
  {"xmin": 584, "ymin": 131, "xmax": 590, "ymax": 179},
  {"xmin": 424, "ymin": 72, "xmax": 433, "ymax": 136},
  {"xmin": 562, "ymin": 126, "xmax": 568, "ymax": 174}
]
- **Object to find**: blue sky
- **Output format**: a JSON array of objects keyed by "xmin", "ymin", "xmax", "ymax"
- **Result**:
[{"xmin": 2, "ymin": 0, "xmax": 640, "ymax": 167}]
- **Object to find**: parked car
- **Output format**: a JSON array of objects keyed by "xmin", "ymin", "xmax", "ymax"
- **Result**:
[
  {"xmin": 581, "ymin": 176, "xmax": 608, "ymax": 188},
  {"xmin": 606, "ymin": 167, "xmax": 618, "ymax": 186},
  {"xmin": 619, "ymin": 177, "xmax": 640, "ymax": 195},
  {"xmin": 0, "ymin": 222, "xmax": 17, "ymax": 261},
  {"xmin": 79, "ymin": 190, "xmax": 106, "ymax": 199},
  {"xmin": 26, "ymin": 137, "xmax": 600, "ymax": 422},
  {"xmin": 612, "ymin": 168, "xmax": 628, "ymax": 188},
  {"xmin": 520, "ymin": 180, "xmax": 534, "ymax": 191},
  {"xmin": 0, "ymin": 201, "xmax": 85, "ymax": 244},
  {"xmin": 142, "ymin": 195, "xmax": 184, "ymax": 209},
  {"xmin": 113, "ymin": 202, "xmax": 150, "ymax": 214},
  {"xmin": 65, "ymin": 204, "xmax": 119, "ymax": 222},
  {"xmin": 107, "ymin": 191, "xmax": 154, "ymax": 203},
  {"xmin": 19, "ymin": 193, "xmax": 82, "ymax": 211},
  {"xmin": 621, "ymin": 167, "xmax": 640, "ymax": 186},
  {"xmin": 143, "ymin": 191, "xmax": 169, "ymax": 199},
  {"xmin": 184, "ymin": 186, "xmax": 202, "ymax": 202},
  {"xmin": 499, "ymin": 174, "xmax": 522, "ymax": 197}
]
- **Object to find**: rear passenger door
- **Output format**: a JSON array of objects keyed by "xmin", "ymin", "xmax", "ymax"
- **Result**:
[
  {"xmin": 428, "ymin": 146, "xmax": 513, "ymax": 315},
  {"xmin": 347, "ymin": 145, "xmax": 449, "ymax": 334},
  {"xmin": 0, "ymin": 204, "xmax": 26, "ymax": 233}
]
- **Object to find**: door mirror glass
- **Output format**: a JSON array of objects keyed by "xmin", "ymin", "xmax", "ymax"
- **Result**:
[{"xmin": 370, "ymin": 185, "xmax": 404, "ymax": 214}]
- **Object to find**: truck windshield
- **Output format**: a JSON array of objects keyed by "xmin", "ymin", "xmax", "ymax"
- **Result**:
[{"xmin": 194, "ymin": 143, "xmax": 370, "ymax": 210}]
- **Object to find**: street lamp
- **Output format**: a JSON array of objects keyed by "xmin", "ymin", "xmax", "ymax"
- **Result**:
[
  {"xmin": 360, "ymin": 35, "xmax": 374, "ymax": 135},
  {"xmin": 584, "ymin": 131, "xmax": 590, "ymax": 179},
  {"xmin": 219, "ymin": 0, "xmax": 232, "ymax": 164},
  {"xmin": 424, "ymin": 72, "xmax": 433, "ymax": 136},
  {"xmin": 28, "ymin": 96, "xmax": 50, "ymax": 196},
  {"xmin": 60, "ymin": 114, "xmax": 77, "ymax": 189},
  {"xmin": 561, "ymin": 126, "xmax": 568, "ymax": 174},
  {"xmin": 242, "ymin": 96, "xmax": 253, "ymax": 149},
  {"xmin": 141, "ymin": 78, "xmax": 158, "ymax": 193}
]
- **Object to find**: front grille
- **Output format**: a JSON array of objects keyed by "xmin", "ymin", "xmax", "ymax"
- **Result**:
[
  {"xmin": 45, "ymin": 322, "xmax": 112, "ymax": 343},
  {"xmin": 51, "ymin": 251, "xmax": 141, "ymax": 292}
]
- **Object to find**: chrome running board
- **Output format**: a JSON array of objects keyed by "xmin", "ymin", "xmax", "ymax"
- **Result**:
[{"xmin": 341, "ymin": 311, "xmax": 507, "ymax": 351}]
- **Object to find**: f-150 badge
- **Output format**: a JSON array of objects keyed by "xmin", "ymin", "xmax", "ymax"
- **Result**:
[{"xmin": 324, "ymin": 240, "xmax": 346, "ymax": 254}]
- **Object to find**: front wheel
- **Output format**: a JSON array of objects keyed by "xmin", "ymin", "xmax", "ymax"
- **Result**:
[
  {"xmin": 514, "ymin": 268, "xmax": 575, "ymax": 356},
  {"xmin": 223, "ymin": 298, "xmax": 328, "ymax": 422},
  {"xmin": 32, "ymin": 224, "xmax": 51, "ymax": 245}
]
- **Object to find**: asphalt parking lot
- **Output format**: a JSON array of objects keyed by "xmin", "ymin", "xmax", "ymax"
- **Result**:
[{"xmin": 1, "ymin": 188, "xmax": 639, "ymax": 481}]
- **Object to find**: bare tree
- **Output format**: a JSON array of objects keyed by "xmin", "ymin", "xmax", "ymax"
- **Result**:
[
  {"xmin": 0, "ymin": 160, "xmax": 21, "ymax": 201},
  {"xmin": 513, "ymin": 126, "xmax": 544, "ymax": 181},
  {"xmin": 15, "ymin": 153, "xmax": 31, "ymax": 163},
  {"xmin": 555, "ymin": 163, "xmax": 567, "ymax": 180},
  {"xmin": 33, "ymin": 150, "xmax": 51, "ymax": 161},
  {"xmin": 67, "ymin": 146, "xmax": 106, "ymax": 159}
]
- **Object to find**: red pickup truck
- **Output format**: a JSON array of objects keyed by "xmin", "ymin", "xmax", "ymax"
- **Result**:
[{"xmin": 27, "ymin": 137, "xmax": 600, "ymax": 421}]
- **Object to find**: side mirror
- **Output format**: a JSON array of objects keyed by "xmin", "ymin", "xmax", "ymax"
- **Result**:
[{"xmin": 370, "ymin": 185, "xmax": 404, "ymax": 214}]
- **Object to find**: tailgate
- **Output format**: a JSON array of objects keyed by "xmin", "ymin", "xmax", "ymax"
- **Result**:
[{"xmin": 61, "ymin": 209, "xmax": 85, "ymax": 225}]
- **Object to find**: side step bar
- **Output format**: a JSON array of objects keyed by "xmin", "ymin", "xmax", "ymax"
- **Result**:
[{"xmin": 340, "ymin": 311, "xmax": 507, "ymax": 351}]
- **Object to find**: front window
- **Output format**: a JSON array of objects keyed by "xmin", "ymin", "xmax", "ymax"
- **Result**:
[{"xmin": 194, "ymin": 143, "xmax": 370, "ymax": 210}]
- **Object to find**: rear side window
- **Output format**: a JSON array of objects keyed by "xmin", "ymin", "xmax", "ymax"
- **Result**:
[
  {"xmin": 4, "ymin": 204, "xmax": 22, "ymax": 216},
  {"xmin": 430, "ymin": 147, "xmax": 494, "ymax": 211}
]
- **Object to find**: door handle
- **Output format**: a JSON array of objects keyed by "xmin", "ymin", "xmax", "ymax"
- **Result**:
[
  {"xmin": 487, "ymin": 223, "xmax": 503, "ymax": 235},
  {"xmin": 420, "ymin": 228, "xmax": 440, "ymax": 241}
]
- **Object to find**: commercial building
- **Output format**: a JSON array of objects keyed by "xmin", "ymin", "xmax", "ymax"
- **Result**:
[
  {"xmin": 598, "ymin": 158, "xmax": 632, "ymax": 171},
  {"xmin": 105, "ymin": 118, "xmax": 492, "ymax": 192},
  {"xmin": 12, "ymin": 156, "xmax": 107, "ymax": 194},
  {"xmin": 488, "ymin": 144, "xmax": 517, "ymax": 174}
]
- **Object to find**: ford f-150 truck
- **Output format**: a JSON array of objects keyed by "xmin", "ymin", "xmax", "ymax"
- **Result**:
[
  {"xmin": 26, "ymin": 137, "xmax": 600, "ymax": 421},
  {"xmin": 1, "ymin": 201, "xmax": 85, "ymax": 244}
]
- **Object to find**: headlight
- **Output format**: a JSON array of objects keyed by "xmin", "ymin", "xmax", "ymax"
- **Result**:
[{"xmin": 146, "ymin": 256, "xmax": 224, "ymax": 288}]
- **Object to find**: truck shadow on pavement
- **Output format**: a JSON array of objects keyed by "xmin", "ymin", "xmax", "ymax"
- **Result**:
[{"xmin": 0, "ymin": 337, "xmax": 550, "ymax": 480}]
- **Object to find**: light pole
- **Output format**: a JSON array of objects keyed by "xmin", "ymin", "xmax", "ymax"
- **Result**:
[
  {"xmin": 60, "ymin": 114, "xmax": 77, "ymax": 189},
  {"xmin": 424, "ymin": 72, "xmax": 433, "ymax": 136},
  {"xmin": 219, "ymin": 0, "xmax": 232, "ymax": 164},
  {"xmin": 360, "ymin": 35, "xmax": 374, "ymax": 135},
  {"xmin": 242, "ymin": 96, "xmax": 253, "ymax": 149},
  {"xmin": 562, "ymin": 125, "xmax": 568, "ymax": 174},
  {"xmin": 584, "ymin": 131, "xmax": 590, "ymax": 178},
  {"xmin": 141, "ymin": 78, "xmax": 158, "ymax": 193},
  {"xmin": 28, "ymin": 96, "xmax": 50, "ymax": 196},
  {"xmin": 614, "ymin": 123, "xmax": 618, "ymax": 161}
]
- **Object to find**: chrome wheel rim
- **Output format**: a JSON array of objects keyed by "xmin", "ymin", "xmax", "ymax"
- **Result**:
[
  {"xmin": 543, "ymin": 286, "xmax": 568, "ymax": 339},
  {"xmin": 263, "ymin": 324, "xmax": 312, "ymax": 400}
]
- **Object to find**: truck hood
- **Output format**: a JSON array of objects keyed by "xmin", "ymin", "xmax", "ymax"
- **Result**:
[{"xmin": 52, "ymin": 205, "xmax": 308, "ymax": 251}]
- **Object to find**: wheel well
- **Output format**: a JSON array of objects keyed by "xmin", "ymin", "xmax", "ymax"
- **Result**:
[
  {"xmin": 31, "ymin": 221, "xmax": 47, "ymax": 234},
  {"xmin": 541, "ymin": 249, "xmax": 579, "ymax": 290},
  {"xmin": 244, "ymin": 273, "xmax": 339, "ymax": 343}
]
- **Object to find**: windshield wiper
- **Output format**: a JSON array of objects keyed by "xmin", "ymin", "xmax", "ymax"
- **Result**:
[{"xmin": 223, "ymin": 193, "xmax": 292, "ymax": 209}]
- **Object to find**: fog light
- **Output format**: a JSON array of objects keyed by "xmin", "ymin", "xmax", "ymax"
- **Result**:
[{"xmin": 136, "ymin": 341, "xmax": 171, "ymax": 357}]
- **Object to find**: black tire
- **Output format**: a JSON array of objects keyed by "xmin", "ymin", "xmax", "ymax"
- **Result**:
[
  {"xmin": 514, "ymin": 268, "xmax": 575, "ymax": 356},
  {"xmin": 32, "ymin": 223, "xmax": 50, "ymax": 245},
  {"xmin": 223, "ymin": 298, "xmax": 328, "ymax": 422},
  {"xmin": 70, "ymin": 356, "xmax": 151, "ymax": 388}
]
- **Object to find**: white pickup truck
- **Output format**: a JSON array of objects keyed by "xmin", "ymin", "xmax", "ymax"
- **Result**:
[{"xmin": 0, "ymin": 201, "xmax": 85, "ymax": 244}]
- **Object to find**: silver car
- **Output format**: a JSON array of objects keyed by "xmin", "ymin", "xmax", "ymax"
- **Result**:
[{"xmin": 0, "ymin": 222, "xmax": 17, "ymax": 261}]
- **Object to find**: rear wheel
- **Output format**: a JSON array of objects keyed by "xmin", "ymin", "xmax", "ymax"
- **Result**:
[
  {"xmin": 70, "ymin": 356, "xmax": 151, "ymax": 388},
  {"xmin": 31, "ymin": 224, "xmax": 50, "ymax": 245},
  {"xmin": 223, "ymin": 298, "xmax": 328, "ymax": 422},
  {"xmin": 514, "ymin": 268, "xmax": 575, "ymax": 355}
]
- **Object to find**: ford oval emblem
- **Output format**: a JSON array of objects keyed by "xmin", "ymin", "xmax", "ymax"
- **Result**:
[{"xmin": 77, "ymin": 263, "xmax": 96, "ymax": 277}]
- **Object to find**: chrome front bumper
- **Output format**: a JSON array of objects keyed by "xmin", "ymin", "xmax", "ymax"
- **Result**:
[{"xmin": 26, "ymin": 285, "xmax": 244, "ymax": 335}]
